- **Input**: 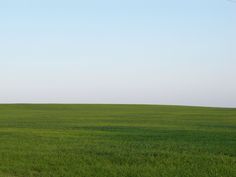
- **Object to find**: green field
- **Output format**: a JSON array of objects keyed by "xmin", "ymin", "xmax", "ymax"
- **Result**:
[{"xmin": 0, "ymin": 104, "xmax": 235, "ymax": 177}]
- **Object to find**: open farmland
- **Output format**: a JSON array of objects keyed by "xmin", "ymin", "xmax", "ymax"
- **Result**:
[{"xmin": 0, "ymin": 104, "xmax": 235, "ymax": 177}]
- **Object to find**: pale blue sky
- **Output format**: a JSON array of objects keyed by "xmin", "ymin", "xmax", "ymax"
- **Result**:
[{"xmin": 0, "ymin": 0, "xmax": 236, "ymax": 107}]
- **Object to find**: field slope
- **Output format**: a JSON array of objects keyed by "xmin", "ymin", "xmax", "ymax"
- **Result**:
[{"xmin": 0, "ymin": 104, "xmax": 235, "ymax": 177}]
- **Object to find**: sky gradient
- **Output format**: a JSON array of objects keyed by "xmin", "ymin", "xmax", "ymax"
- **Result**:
[{"xmin": 0, "ymin": 0, "xmax": 236, "ymax": 107}]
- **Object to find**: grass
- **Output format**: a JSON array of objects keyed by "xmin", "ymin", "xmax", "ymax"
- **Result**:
[{"xmin": 0, "ymin": 104, "xmax": 235, "ymax": 177}]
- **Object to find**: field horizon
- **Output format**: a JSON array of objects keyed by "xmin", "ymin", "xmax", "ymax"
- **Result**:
[
  {"xmin": 0, "ymin": 104, "xmax": 235, "ymax": 177},
  {"xmin": 1, "ymin": 103, "xmax": 235, "ymax": 109}
]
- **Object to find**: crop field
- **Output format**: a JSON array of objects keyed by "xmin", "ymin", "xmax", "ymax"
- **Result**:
[{"xmin": 0, "ymin": 104, "xmax": 235, "ymax": 177}]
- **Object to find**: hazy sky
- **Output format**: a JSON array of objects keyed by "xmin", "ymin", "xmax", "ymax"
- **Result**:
[{"xmin": 0, "ymin": 0, "xmax": 236, "ymax": 107}]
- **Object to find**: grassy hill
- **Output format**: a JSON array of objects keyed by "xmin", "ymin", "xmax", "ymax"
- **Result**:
[{"xmin": 0, "ymin": 104, "xmax": 235, "ymax": 177}]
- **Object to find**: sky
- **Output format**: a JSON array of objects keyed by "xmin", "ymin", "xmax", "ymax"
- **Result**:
[{"xmin": 0, "ymin": 0, "xmax": 236, "ymax": 107}]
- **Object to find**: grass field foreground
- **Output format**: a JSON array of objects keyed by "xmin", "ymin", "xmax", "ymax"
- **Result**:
[{"xmin": 0, "ymin": 104, "xmax": 235, "ymax": 177}]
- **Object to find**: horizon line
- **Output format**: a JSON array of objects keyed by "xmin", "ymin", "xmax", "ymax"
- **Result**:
[{"xmin": 0, "ymin": 103, "xmax": 235, "ymax": 109}]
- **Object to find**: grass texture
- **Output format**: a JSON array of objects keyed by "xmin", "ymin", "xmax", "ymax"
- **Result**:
[{"xmin": 0, "ymin": 104, "xmax": 235, "ymax": 177}]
